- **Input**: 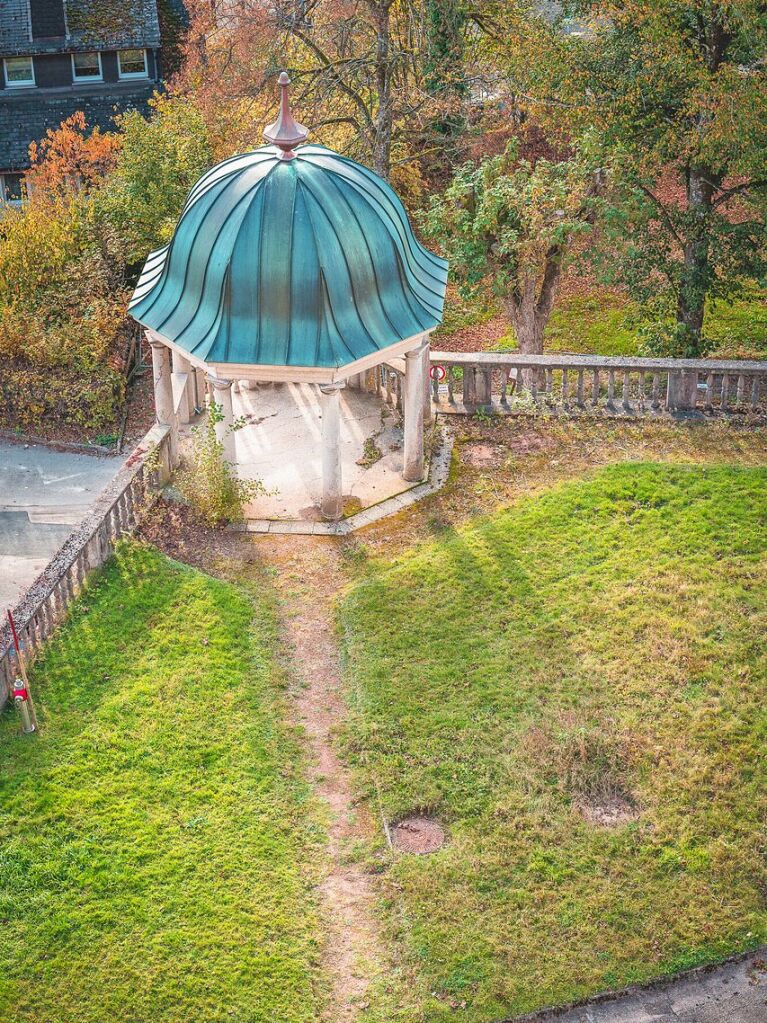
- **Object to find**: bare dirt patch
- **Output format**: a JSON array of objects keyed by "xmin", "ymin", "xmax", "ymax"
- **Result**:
[
  {"xmin": 577, "ymin": 794, "xmax": 639, "ymax": 827},
  {"xmin": 462, "ymin": 441, "xmax": 507, "ymax": 468},
  {"xmin": 136, "ymin": 498, "xmax": 247, "ymax": 568},
  {"xmin": 506, "ymin": 429, "xmax": 557, "ymax": 457},
  {"xmin": 391, "ymin": 816, "xmax": 446, "ymax": 854},
  {"xmin": 250, "ymin": 535, "xmax": 386, "ymax": 1022}
]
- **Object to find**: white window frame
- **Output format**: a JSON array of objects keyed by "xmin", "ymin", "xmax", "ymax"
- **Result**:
[
  {"xmin": 71, "ymin": 50, "xmax": 103, "ymax": 82},
  {"xmin": 3, "ymin": 56, "xmax": 35, "ymax": 89},
  {"xmin": 1, "ymin": 173, "xmax": 25, "ymax": 206},
  {"xmin": 117, "ymin": 48, "xmax": 148, "ymax": 79}
]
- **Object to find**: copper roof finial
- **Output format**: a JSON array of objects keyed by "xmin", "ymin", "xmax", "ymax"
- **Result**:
[{"xmin": 264, "ymin": 71, "xmax": 308, "ymax": 160}]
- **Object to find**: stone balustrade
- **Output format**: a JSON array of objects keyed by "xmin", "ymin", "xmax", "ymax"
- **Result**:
[
  {"xmin": 429, "ymin": 352, "xmax": 767, "ymax": 416},
  {"xmin": 0, "ymin": 425, "xmax": 172, "ymax": 710}
]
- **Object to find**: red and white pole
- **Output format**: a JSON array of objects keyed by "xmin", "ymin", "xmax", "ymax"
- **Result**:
[{"xmin": 7, "ymin": 609, "xmax": 37, "ymax": 733}]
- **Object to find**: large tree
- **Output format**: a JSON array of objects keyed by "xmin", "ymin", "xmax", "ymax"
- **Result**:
[
  {"xmin": 426, "ymin": 140, "xmax": 603, "ymax": 357},
  {"xmin": 181, "ymin": 0, "xmax": 433, "ymax": 179},
  {"xmin": 506, "ymin": 1, "xmax": 767, "ymax": 355}
]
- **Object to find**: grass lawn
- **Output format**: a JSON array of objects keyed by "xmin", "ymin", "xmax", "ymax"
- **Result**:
[
  {"xmin": 541, "ymin": 289, "xmax": 767, "ymax": 359},
  {"xmin": 340, "ymin": 463, "xmax": 767, "ymax": 1021},
  {"xmin": 0, "ymin": 544, "xmax": 324, "ymax": 1023},
  {"xmin": 440, "ymin": 285, "xmax": 767, "ymax": 358}
]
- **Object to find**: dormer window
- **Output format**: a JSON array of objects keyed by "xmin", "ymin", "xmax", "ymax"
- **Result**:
[
  {"xmin": 72, "ymin": 51, "xmax": 103, "ymax": 81},
  {"xmin": 4, "ymin": 57, "xmax": 35, "ymax": 88},
  {"xmin": 1, "ymin": 173, "xmax": 24, "ymax": 205},
  {"xmin": 117, "ymin": 49, "xmax": 148, "ymax": 79}
]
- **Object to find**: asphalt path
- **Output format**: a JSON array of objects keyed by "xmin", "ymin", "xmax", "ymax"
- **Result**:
[{"xmin": 0, "ymin": 442, "xmax": 123, "ymax": 609}]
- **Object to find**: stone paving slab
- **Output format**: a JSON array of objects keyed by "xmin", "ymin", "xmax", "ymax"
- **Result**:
[
  {"xmin": 235, "ymin": 422, "xmax": 453, "ymax": 536},
  {"xmin": 513, "ymin": 949, "xmax": 767, "ymax": 1023}
]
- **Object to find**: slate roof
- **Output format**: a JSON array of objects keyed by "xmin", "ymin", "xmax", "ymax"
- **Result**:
[
  {"xmin": 0, "ymin": 0, "xmax": 161, "ymax": 55},
  {"xmin": 130, "ymin": 144, "xmax": 449, "ymax": 370},
  {"xmin": 0, "ymin": 83, "xmax": 154, "ymax": 169},
  {"xmin": 0, "ymin": 1, "xmax": 31, "ymax": 51}
]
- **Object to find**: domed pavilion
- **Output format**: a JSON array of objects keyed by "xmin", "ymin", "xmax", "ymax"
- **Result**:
[{"xmin": 130, "ymin": 72, "xmax": 448, "ymax": 520}]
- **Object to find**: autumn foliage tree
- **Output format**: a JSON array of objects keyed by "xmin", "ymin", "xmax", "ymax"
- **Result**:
[
  {"xmin": 26, "ymin": 112, "xmax": 120, "ymax": 195},
  {"xmin": 503, "ymin": 0, "xmax": 767, "ymax": 355},
  {"xmin": 179, "ymin": 0, "xmax": 481, "ymax": 182},
  {"xmin": 426, "ymin": 140, "xmax": 604, "ymax": 356}
]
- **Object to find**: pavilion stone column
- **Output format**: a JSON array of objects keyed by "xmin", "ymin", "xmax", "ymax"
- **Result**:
[
  {"xmin": 171, "ymin": 348, "xmax": 195, "ymax": 423},
  {"xmin": 194, "ymin": 367, "xmax": 207, "ymax": 411},
  {"xmin": 422, "ymin": 336, "xmax": 433, "ymax": 426},
  {"xmin": 149, "ymin": 337, "xmax": 179, "ymax": 466},
  {"xmin": 208, "ymin": 375, "xmax": 237, "ymax": 466},
  {"xmin": 320, "ymin": 381, "xmax": 345, "ymax": 520},
  {"xmin": 403, "ymin": 338, "xmax": 429, "ymax": 482}
]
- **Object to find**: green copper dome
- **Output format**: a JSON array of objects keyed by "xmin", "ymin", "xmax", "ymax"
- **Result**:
[{"xmin": 129, "ymin": 143, "xmax": 448, "ymax": 370}]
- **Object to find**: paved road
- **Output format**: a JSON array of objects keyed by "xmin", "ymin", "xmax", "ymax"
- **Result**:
[
  {"xmin": 520, "ymin": 950, "xmax": 767, "ymax": 1023},
  {"xmin": 0, "ymin": 442, "xmax": 123, "ymax": 609}
]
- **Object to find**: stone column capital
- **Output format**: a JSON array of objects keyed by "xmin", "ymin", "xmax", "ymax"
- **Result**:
[
  {"xmin": 405, "ymin": 336, "xmax": 430, "ymax": 360},
  {"xmin": 148, "ymin": 334, "xmax": 168, "ymax": 351},
  {"xmin": 207, "ymin": 374, "xmax": 233, "ymax": 391},
  {"xmin": 320, "ymin": 380, "xmax": 346, "ymax": 395}
]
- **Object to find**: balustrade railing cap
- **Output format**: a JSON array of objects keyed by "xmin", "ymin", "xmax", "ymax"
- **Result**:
[{"xmin": 429, "ymin": 351, "xmax": 767, "ymax": 372}]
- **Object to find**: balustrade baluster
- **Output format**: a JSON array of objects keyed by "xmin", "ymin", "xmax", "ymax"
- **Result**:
[
  {"xmin": 591, "ymin": 368, "xmax": 600, "ymax": 405},
  {"xmin": 530, "ymin": 370, "xmax": 538, "ymax": 402},
  {"xmin": 736, "ymin": 374, "xmax": 745, "ymax": 405},
  {"xmin": 651, "ymin": 373, "xmax": 660, "ymax": 409},
  {"xmin": 500, "ymin": 368, "xmax": 509, "ymax": 405},
  {"xmin": 447, "ymin": 367, "xmax": 455, "ymax": 404},
  {"xmin": 125, "ymin": 486, "xmax": 136, "ymax": 530},
  {"xmin": 75, "ymin": 554, "xmax": 85, "ymax": 591},
  {"xmin": 751, "ymin": 376, "xmax": 761, "ymax": 407},
  {"xmin": 705, "ymin": 373, "xmax": 714, "ymax": 410},
  {"xmin": 607, "ymin": 370, "xmax": 616, "ymax": 408},
  {"xmin": 562, "ymin": 369, "xmax": 569, "ymax": 404},
  {"xmin": 721, "ymin": 374, "xmax": 730, "ymax": 410},
  {"xmin": 622, "ymin": 370, "xmax": 632, "ymax": 411},
  {"xmin": 545, "ymin": 368, "xmax": 553, "ymax": 397},
  {"xmin": 577, "ymin": 370, "xmax": 585, "ymax": 407}
]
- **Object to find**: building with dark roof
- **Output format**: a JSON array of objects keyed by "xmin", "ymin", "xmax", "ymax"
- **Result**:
[{"xmin": 0, "ymin": 0, "xmax": 182, "ymax": 202}]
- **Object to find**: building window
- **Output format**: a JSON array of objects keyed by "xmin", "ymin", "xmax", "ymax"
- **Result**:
[
  {"xmin": 117, "ymin": 49, "xmax": 148, "ymax": 79},
  {"xmin": 1, "ymin": 173, "xmax": 25, "ymax": 205},
  {"xmin": 72, "ymin": 51, "xmax": 103, "ymax": 81},
  {"xmin": 3, "ymin": 56, "xmax": 35, "ymax": 88}
]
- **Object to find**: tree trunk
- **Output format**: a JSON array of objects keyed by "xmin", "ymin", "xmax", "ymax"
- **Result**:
[
  {"xmin": 677, "ymin": 165, "xmax": 716, "ymax": 353},
  {"xmin": 505, "ymin": 278, "xmax": 545, "ymax": 355},
  {"xmin": 505, "ymin": 245, "xmax": 563, "ymax": 353},
  {"xmin": 676, "ymin": 14, "xmax": 728, "ymax": 355},
  {"xmin": 371, "ymin": 1, "xmax": 393, "ymax": 179},
  {"xmin": 505, "ymin": 251, "xmax": 563, "ymax": 389},
  {"xmin": 424, "ymin": 0, "xmax": 467, "ymax": 148}
]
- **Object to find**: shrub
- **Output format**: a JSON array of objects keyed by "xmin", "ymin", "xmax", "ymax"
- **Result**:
[
  {"xmin": 176, "ymin": 403, "xmax": 266, "ymax": 526},
  {"xmin": 0, "ymin": 360, "xmax": 122, "ymax": 433},
  {"xmin": 96, "ymin": 94, "xmax": 213, "ymax": 266}
]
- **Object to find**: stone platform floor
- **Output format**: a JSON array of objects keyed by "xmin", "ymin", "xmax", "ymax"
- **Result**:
[{"xmin": 207, "ymin": 381, "xmax": 419, "ymax": 521}]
